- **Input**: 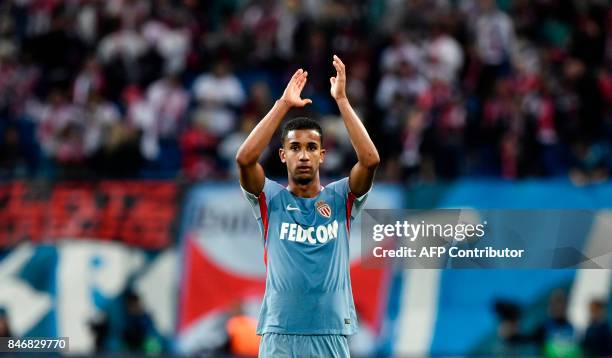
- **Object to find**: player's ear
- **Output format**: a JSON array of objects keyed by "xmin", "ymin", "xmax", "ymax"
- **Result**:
[
  {"xmin": 279, "ymin": 147, "xmax": 286, "ymax": 163},
  {"xmin": 319, "ymin": 148, "xmax": 325, "ymax": 164}
]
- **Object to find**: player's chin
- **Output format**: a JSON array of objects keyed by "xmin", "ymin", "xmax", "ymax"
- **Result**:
[{"xmin": 293, "ymin": 173, "xmax": 313, "ymax": 185}]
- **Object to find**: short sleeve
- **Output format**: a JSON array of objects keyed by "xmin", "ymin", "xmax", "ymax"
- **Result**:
[
  {"xmin": 240, "ymin": 178, "xmax": 284, "ymax": 219},
  {"xmin": 326, "ymin": 177, "xmax": 372, "ymax": 220}
]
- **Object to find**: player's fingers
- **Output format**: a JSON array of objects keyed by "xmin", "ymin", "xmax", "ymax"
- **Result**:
[
  {"xmin": 297, "ymin": 69, "xmax": 306, "ymax": 80},
  {"xmin": 302, "ymin": 98, "xmax": 312, "ymax": 106},
  {"xmin": 298, "ymin": 74, "xmax": 308, "ymax": 91},
  {"xmin": 291, "ymin": 68, "xmax": 303, "ymax": 82},
  {"xmin": 293, "ymin": 77, "xmax": 303, "ymax": 91},
  {"xmin": 332, "ymin": 59, "xmax": 340, "ymax": 71},
  {"xmin": 333, "ymin": 62, "xmax": 344, "ymax": 78},
  {"xmin": 333, "ymin": 55, "xmax": 345, "ymax": 70},
  {"xmin": 298, "ymin": 71, "xmax": 308, "ymax": 87},
  {"xmin": 330, "ymin": 77, "xmax": 336, "ymax": 85}
]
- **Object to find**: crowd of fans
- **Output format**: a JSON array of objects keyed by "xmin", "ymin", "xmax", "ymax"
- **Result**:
[
  {"xmin": 1, "ymin": 289, "xmax": 610, "ymax": 356},
  {"xmin": 492, "ymin": 291, "xmax": 612, "ymax": 358},
  {"xmin": 0, "ymin": 0, "xmax": 611, "ymax": 183}
]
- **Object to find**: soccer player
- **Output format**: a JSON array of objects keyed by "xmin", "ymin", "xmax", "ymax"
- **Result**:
[{"xmin": 236, "ymin": 55, "xmax": 380, "ymax": 357}]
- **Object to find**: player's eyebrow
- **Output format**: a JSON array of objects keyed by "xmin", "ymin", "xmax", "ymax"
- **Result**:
[{"xmin": 288, "ymin": 140, "xmax": 319, "ymax": 147}]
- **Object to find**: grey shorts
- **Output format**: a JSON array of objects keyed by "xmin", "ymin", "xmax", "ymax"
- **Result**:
[{"xmin": 259, "ymin": 333, "xmax": 350, "ymax": 358}]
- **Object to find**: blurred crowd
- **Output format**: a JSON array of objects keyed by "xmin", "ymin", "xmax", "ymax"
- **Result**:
[
  {"xmin": 492, "ymin": 291, "xmax": 612, "ymax": 358},
  {"xmin": 0, "ymin": 0, "xmax": 611, "ymax": 183},
  {"xmin": 1, "ymin": 289, "xmax": 610, "ymax": 357},
  {"xmin": 0, "ymin": 290, "xmax": 166, "ymax": 354}
]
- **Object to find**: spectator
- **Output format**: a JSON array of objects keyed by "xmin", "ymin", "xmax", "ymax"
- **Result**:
[
  {"xmin": 376, "ymin": 60, "xmax": 429, "ymax": 109},
  {"xmin": 241, "ymin": 0, "xmax": 280, "ymax": 64},
  {"xmin": 124, "ymin": 85, "xmax": 157, "ymax": 161},
  {"xmin": 122, "ymin": 290, "xmax": 161, "ymax": 354},
  {"xmin": 532, "ymin": 289, "xmax": 581, "ymax": 358},
  {"xmin": 242, "ymin": 81, "xmax": 273, "ymax": 119},
  {"xmin": 104, "ymin": 0, "xmax": 150, "ymax": 34},
  {"xmin": 192, "ymin": 60, "xmax": 246, "ymax": 137},
  {"xmin": 380, "ymin": 31, "xmax": 424, "ymax": 75},
  {"xmin": 146, "ymin": 73, "xmax": 189, "ymax": 138},
  {"xmin": 481, "ymin": 78, "xmax": 520, "ymax": 177},
  {"xmin": 425, "ymin": 19, "xmax": 464, "ymax": 85},
  {"xmin": 472, "ymin": 0, "xmax": 517, "ymax": 96},
  {"xmin": 89, "ymin": 312, "xmax": 110, "ymax": 353},
  {"xmin": 344, "ymin": 59, "xmax": 370, "ymax": 118},
  {"xmin": 73, "ymin": 55, "xmax": 105, "ymax": 105},
  {"xmin": 81, "ymin": 91, "xmax": 121, "ymax": 158},
  {"xmin": 180, "ymin": 112, "xmax": 220, "ymax": 180},
  {"xmin": 582, "ymin": 299, "xmax": 612, "ymax": 357},
  {"xmin": 492, "ymin": 300, "xmax": 535, "ymax": 356},
  {"xmin": 0, "ymin": 307, "xmax": 12, "ymax": 337},
  {"xmin": 569, "ymin": 139, "xmax": 609, "ymax": 186},
  {"xmin": 319, "ymin": 115, "xmax": 354, "ymax": 178},
  {"xmin": 142, "ymin": 14, "xmax": 191, "ymax": 74},
  {"xmin": 0, "ymin": 125, "xmax": 23, "ymax": 177},
  {"xmin": 400, "ymin": 108, "xmax": 428, "ymax": 179},
  {"xmin": 225, "ymin": 302, "xmax": 260, "ymax": 357},
  {"xmin": 97, "ymin": 18, "xmax": 160, "ymax": 96},
  {"xmin": 219, "ymin": 114, "xmax": 257, "ymax": 179},
  {"xmin": 90, "ymin": 120, "xmax": 143, "ymax": 178},
  {"xmin": 28, "ymin": 89, "xmax": 84, "ymax": 172},
  {"xmin": 0, "ymin": 52, "xmax": 40, "ymax": 118}
]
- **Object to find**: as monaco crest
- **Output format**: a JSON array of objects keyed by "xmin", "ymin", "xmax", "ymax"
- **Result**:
[{"xmin": 316, "ymin": 201, "xmax": 332, "ymax": 218}]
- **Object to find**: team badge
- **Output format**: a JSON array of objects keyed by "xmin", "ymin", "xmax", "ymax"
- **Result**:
[{"xmin": 316, "ymin": 200, "xmax": 332, "ymax": 218}]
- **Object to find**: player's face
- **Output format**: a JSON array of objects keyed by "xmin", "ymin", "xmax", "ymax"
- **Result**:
[{"xmin": 280, "ymin": 129, "xmax": 325, "ymax": 185}]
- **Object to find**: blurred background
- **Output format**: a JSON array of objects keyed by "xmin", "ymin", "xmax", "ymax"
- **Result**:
[{"xmin": 0, "ymin": 0, "xmax": 611, "ymax": 356}]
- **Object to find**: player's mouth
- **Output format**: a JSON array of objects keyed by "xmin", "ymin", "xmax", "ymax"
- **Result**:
[{"xmin": 296, "ymin": 165, "xmax": 311, "ymax": 173}]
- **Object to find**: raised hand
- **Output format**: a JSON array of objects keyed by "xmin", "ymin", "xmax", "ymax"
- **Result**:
[
  {"xmin": 280, "ymin": 69, "xmax": 312, "ymax": 107},
  {"xmin": 330, "ymin": 55, "xmax": 347, "ymax": 101}
]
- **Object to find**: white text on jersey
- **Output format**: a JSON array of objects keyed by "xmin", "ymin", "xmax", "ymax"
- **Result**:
[{"xmin": 279, "ymin": 221, "xmax": 339, "ymax": 244}]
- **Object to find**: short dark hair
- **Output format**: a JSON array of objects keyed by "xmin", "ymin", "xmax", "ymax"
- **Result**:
[{"xmin": 280, "ymin": 117, "xmax": 323, "ymax": 146}]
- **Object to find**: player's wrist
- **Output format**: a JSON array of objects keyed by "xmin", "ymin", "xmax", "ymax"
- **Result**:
[
  {"xmin": 335, "ymin": 96, "xmax": 349, "ymax": 104},
  {"xmin": 277, "ymin": 98, "xmax": 292, "ymax": 109}
]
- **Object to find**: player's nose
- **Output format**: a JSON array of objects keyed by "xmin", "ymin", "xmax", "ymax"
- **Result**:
[{"xmin": 298, "ymin": 149, "xmax": 309, "ymax": 161}]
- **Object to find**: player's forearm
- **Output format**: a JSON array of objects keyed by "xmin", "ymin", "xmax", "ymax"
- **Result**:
[
  {"xmin": 336, "ymin": 98, "xmax": 380, "ymax": 168},
  {"xmin": 236, "ymin": 99, "xmax": 291, "ymax": 166}
]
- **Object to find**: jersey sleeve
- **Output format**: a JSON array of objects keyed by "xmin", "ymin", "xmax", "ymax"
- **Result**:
[
  {"xmin": 240, "ymin": 177, "xmax": 284, "ymax": 220},
  {"xmin": 326, "ymin": 177, "xmax": 371, "ymax": 220}
]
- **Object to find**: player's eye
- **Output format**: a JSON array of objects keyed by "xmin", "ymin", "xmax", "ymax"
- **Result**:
[
  {"xmin": 290, "ymin": 145, "xmax": 299, "ymax": 151},
  {"xmin": 308, "ymin": 144, "xmax": 317, "ymax": 151}
]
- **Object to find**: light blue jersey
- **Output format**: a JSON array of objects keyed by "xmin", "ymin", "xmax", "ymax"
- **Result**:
[{"xmin": 242, "ymin": 177, "xmax": 368, "ymax": 335}]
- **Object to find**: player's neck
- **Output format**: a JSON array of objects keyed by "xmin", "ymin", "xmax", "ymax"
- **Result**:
[{"xmin": 287, "ymin": 176, "xmax": 322, "ymax": 198}]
